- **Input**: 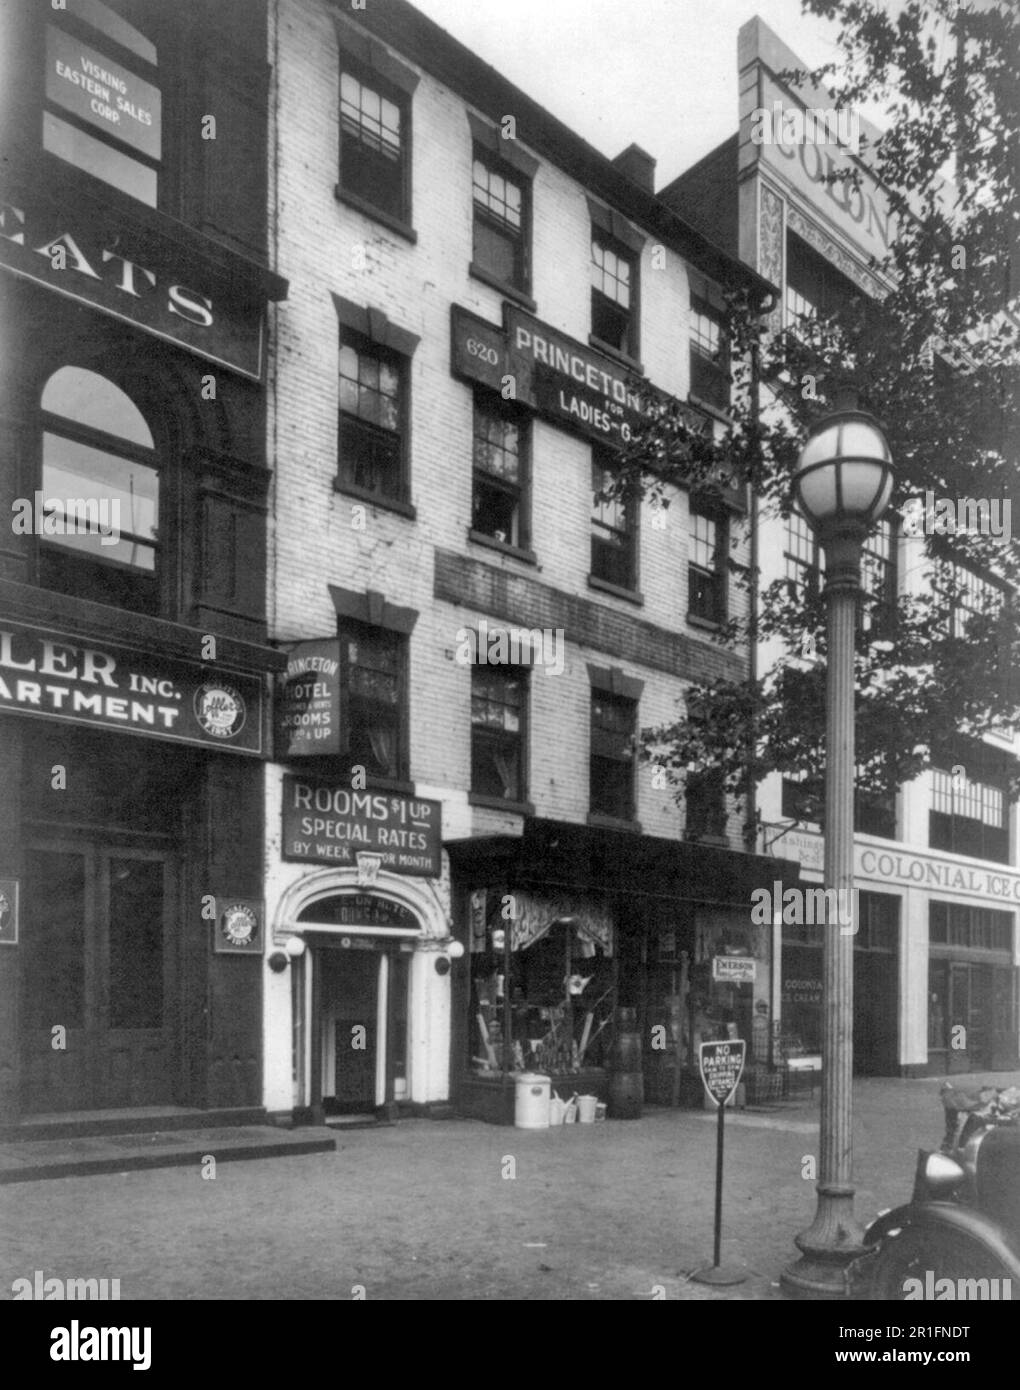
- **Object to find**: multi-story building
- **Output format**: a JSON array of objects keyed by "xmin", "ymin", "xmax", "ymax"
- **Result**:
[
  {"xmin": 262, "ymin": 0, "xmax": 798, "ymax": 1125},
  {"xmin": 664, "ymin": 17, "xmax": 1020, "ymax": 1079},
  {"xmin": 0, "ymin": 0, "xmax": 286, "ymax": 1127}
]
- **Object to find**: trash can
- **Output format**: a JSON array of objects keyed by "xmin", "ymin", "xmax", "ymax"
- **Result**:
[{"xmin": 514, "ymin": 1072, "xmax": 551, "ymax": 1128}]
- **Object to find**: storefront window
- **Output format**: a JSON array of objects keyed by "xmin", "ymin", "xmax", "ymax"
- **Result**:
[
  {"xmin": 467, "ymin": 890, "xmax": 616, "ymax": 1077},
  {"xmin": 39, "ymin": 366, "xmax": 160, "ymax": 614}
]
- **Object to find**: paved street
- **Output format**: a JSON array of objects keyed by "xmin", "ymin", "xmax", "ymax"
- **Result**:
[{"xmin": 2, "ymin": 1071, "xmax": 1016, "ymax": 1302}]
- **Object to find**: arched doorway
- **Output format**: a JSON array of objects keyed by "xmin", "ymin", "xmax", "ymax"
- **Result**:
[{"xmin": 295, "ymin": 892, "xmax": 422, "ymax": 1123}]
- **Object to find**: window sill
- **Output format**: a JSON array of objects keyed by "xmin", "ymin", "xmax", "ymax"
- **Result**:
[
  {"xmin": 688, "ymin": 393, "xmax": 732, "ymax": 425},
  {"xmin": 468, "ymin": 792, "xmax": 535, "ymax": 816},
  {"xmin": 588, "ymin": 574, "xmax": 643, "ymax": 605},
  {"xmin": 587, "ymin": 812, "xmax": 642, "ymax": 834},
  {"xmin": 684, "ymin": 833, "xmax": 730, "ymax": 848},
  {"xmin": 468, "ymin": 262, "xmax": 537, "ymax": 312},
  {"xmin": 335, "ymin": 186, "xmax": 417, "ymax": 244},
  {"xmin": 467, "ymin": 530, "xmax": 538, "ymax": 565},
  {"xmin": 333, "ymin": 479, "xmax": 417, "ymax": 521},
  {"xmin": 588, "ymin": 336, "xmax": 644, "ymax": 375},
  {"xmin": 686, "ymin": 611, "xmax": 726, "ymax": 634}
]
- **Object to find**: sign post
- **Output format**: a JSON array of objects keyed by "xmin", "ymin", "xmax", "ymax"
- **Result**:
[{"xmin": 692, "ymin": 1038, "xmax": 748, "ymax": 1286}]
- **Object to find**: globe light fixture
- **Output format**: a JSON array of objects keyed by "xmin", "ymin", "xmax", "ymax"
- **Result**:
[{"xmin": 782, "ymin": 395, "xmax": 894, "ymax": 1300}]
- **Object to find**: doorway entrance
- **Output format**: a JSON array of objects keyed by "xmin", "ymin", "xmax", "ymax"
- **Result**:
[{"xmin": 20, "ymin": 841, "xmax": 178, "ymax": 1112}]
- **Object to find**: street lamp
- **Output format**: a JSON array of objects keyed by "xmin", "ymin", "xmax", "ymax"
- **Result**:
[{"xmin": 781, "ymin": 395, "xmax": 893, "ymax": 1299}]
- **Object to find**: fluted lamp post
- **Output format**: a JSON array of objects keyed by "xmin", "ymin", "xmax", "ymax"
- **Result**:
[{"xmin": 781, "ymin": 397, "xmax": 893, "ymax": 1299}]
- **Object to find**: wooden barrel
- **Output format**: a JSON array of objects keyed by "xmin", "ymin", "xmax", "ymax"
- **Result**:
[{"xmin": 607, "ymin": 1006, "xmax": 643, "ymax": 1119}]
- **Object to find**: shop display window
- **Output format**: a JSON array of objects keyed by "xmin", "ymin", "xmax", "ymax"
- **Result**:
[{"xmin": 467, "ymin": 890, "xmax": 616, "ymax": 1077}]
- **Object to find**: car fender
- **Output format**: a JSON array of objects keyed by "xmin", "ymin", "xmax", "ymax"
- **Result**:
[{"xmin": 864, "ymin": 1201, "xmax": 1020, "ymax": 1279}]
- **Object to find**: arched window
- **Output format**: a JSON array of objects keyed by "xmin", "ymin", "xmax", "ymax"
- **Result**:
[{"xmin": 39, "ymin": 365, "xmax": 160, "ymax": 613}]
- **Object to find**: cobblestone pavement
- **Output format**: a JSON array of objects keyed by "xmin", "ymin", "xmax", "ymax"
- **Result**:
[{"xmin": 1, "ymin": 1073, "xmax": 1015, "ymax": 1301}]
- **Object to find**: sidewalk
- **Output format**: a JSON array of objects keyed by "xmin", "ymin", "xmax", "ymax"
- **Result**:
[{"xmin": 1, "ymin": 1072, "xmax": 1015, "ymax": 1301}]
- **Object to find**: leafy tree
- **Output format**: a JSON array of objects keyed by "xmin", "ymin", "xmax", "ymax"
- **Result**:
[{"xmin": 608, "ymin": 0, "xmax": 1020, "ymax": 838}]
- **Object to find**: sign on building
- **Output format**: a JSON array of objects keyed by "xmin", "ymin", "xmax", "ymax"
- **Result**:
[
  {"xmin": 276, "ymin": 639, "xmax": 342, "ymax": 757},
  {"xmin": 282, "ymin": 776, "xmax": 442, "ymax": 878}
]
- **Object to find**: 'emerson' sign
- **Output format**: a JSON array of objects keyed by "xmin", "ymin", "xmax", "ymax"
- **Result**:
[
  {"xmin": 282, "ymin": 776, "xmax": 442, "ymax": 878},
  {"xmin": 0, "ymin": 623, "xmax": 263, "ymax": 755},
  {"xmin": 0, "ymin": 186, "xmax": 263, "ymax": 380}
]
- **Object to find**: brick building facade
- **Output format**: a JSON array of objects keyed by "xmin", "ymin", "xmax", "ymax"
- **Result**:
[{"xmin": 261, "ymin": 0, "xmax": 796, "ymax": 1125}]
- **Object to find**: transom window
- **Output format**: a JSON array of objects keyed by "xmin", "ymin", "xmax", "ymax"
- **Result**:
[
  {"xmin": 471, "ymin": 667, "xmax": 527, "ymax": 803},
  {"xmin": 472, "ymin": 154, "xmax": 527, "ymax": 291},
  {"xmin": 591, "ymin": 454, "xmax": 637, "ymax": 591},
  {"xmin": 785, "ymin": 234, "xmax": 857, "ymax": 325},
  {"xmin": 472, "ymin": 396, "xmax": 527, "ymax": 548},
  {"xmin": 936, "ymin": 560, "xmax": 1004, "ymax": 639},
  {"xmin": 591, "ymin": 237, "xmax": 635, "ymax": 356},
  {"xmin": 590, "ymin": 691, "xmax": 636, "ymax": 821},
  {"xmin": 338, "ymin": 337, "xmax": 406, "ymax": 502},
  {"xmin": 339, "ymin": 69, "xmax": 408, "ymax": 223},
  {"xmin": 39, "ymin": 365, "xmax": 160, "ymax": 613},
  {"xmin": 930, "ymin": 901, "xmax": 1012, "ymax": 953}
]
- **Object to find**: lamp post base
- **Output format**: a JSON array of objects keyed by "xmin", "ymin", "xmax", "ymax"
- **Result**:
[
  {"xmin": 691, "ymin": 1264, "xmax": 748, "ymax": 1287},
  {"xmin": 780, "ymin": 1185, "xmax": 866, "ymax": 1300}
]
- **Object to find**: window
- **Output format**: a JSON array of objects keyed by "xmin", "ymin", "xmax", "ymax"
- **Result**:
[
  {"xmin": 689, "ymin": 297, "xmax": 729, "ymax": 412},
  {"xmin": 338, "ymin": 335, "xmax": 406, "ymax": 503},
  {"xmin": 591, "ymin": 237, "xmax": 636, "ymax": 357},
  {"xmin": 44, "ymin": 1, "xmax": 161, "ymax": 207},
  {"xmin": 340, "ymin": 621, "xmax": 407, "ymax": 783},
  {"xmin": 472, "ymin": 395, "xmax": 528, "ymax": 548},
  {"xmin": 782, "ymin": 769, "xmax": 896, "ymax": 839},
  {"xmin": 785, "ymin": 234, "xmax": 858, "ymax": 326},
  {"xmin": 339, "ymin": 68, "xmax": 408, "ymax": 224},
  {"xmin": 930, "ymin": 764, "xmax": 1009, "ymax": 863},
  {"xmin": 591, "ymin": 452, "xmax": 637, "ymax": 591},
  {"xmin": 471, "ymin": 667, "xmax": 526, "ymax": 803},
  {"xmin": 936, "ymin": 560, "xmax": 1004, "ymax": 640},
  {"xmin": 930, "ymin": 901, "xmax": 1012, "ymax": 953},
  {"xmin": 688, "ymin": 505, "xmax": 726, "ymax": 623},
  {"xmin": 38, "ymin": 366, "xmax": 160, "ymax": 613},
  {"xmin": 472, "ymin": 152, "xmax": 528, "ymax": 291},
  {"xmin": 784, "ymin": 509, "xmax": 823, "ymax": 599},
  {"xmin": 861, "ymin": 518, "xmax": 897, "ymax": 631},
  {"xmin": 590, "ymin": 691, "xmax": 636, "ymax": 820},
  {"xmin": 685, "ymin": 768, "xmax": 727, "ymax": 841}
]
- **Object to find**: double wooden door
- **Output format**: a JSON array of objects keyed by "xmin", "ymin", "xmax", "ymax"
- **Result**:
[{"xmin": 21, "ymin": 841, "xmax": 178, "ymax": 1113}]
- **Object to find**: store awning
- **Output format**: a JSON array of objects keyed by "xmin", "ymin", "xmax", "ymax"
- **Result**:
[{"xmin": 446, "ymin": 817, "xmax": 800, "ymax": 909}]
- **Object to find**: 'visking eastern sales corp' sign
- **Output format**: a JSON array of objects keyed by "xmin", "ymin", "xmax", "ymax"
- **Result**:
[
  {"xmin": 282, "ymin": 776, "xmax": 442, "ymax": 878},
  {"xmin": 46, "ymin": 26, "xmax": 161, "ymax": 160},
  {"xmin": 0, "ymin": 623, "xmax": 263, "ymax": 755}
]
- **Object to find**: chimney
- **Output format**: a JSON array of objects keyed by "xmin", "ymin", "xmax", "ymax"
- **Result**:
[{"xmin": 612, "ymin": 143, "xmax": 656, "ymax": 194}]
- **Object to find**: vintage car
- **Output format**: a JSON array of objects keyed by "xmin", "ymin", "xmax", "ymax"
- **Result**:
[{"xmin": 862, "ymin": 1083, "xmax": 1020, "ymax": 1300}]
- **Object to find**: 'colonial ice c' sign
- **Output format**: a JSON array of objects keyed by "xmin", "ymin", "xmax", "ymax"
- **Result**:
[
  {"xmin": 282, "ymin": 776, "xmax": 442, "ymax": 878},
  {"xmin": 276, "ymin": 639, "xmax": 342, "ymax": 757},
  {"xmin": 0, "ymin": 623, "xmax": 263, "ymax": 755},
  {"xmin": 0, "ymin": 184, "xmax": 264, "ymax": 380}
]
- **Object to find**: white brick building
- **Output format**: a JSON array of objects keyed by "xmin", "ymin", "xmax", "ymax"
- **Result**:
[{"xmin": 262, "ymin": 0, "xmax": 795, "ymax": 1126}]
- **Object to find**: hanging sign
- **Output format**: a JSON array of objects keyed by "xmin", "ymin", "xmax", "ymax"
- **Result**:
[
  {"xmin": 276, "ymin": 639, "xmax": 342, "ymax": 756},
  {"xmin": 699, "ymin": 1039, "xmax": 747, "ymax": 1108}
]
